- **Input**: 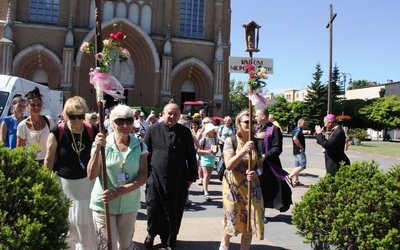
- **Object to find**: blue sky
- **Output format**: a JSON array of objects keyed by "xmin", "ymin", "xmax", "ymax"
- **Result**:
[{"xmin": 230, "ymin": 1, "xmax": 400, "ymax": 94}]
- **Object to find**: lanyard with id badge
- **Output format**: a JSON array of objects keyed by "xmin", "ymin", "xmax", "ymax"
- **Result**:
[{"xmin": 117, "ymin": 150, "xmax": 129, "ymax": 182}]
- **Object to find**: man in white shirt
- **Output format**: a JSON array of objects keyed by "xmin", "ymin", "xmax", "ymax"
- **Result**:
[{"xmin": 134, "ymin": 112, "xmax": 149, "ymax": 140}]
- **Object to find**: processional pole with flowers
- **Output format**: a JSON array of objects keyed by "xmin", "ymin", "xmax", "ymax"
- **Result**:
[
  {"xmin": 82, "ymin": 1, "xmax": 129, "ymax": 249},
  {"xmin": 243, "ymin": 21, "xmax": 268, "ymax": 232}
]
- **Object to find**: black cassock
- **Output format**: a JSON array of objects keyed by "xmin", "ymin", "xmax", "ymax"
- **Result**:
[
  {"xmin": 315, "ymin": 125, "xmax": 350, "ymax": 176},
  {"xmin": 144, "ymin": 122, "xmax": 197, "ymax": 247}
]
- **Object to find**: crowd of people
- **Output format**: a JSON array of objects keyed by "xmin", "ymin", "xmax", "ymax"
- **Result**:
[{"xmin": 0, "ymin": 88, "xmax": 351, "ymax": 250}]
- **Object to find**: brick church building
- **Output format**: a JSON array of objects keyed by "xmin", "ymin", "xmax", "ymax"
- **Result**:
[{"xmin": 0, "ymin": 0, "xmax": 231, "ymax": 116}]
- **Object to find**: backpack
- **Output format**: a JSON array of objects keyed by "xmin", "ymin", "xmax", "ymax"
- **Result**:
[
  {"xmin": 42, "ymin": 115, "xmax": 50, "ymax": 129},
  {"xmin": 57, "ymin": 121, "xmax": 94, "ymax": 143},
  {"xmin": 216, "ymin": 135, "xmax": 237, "ymax": 181}
]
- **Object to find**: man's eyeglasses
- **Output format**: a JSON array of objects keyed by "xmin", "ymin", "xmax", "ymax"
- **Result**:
[
  {"xmin": 114, "ymin": 117, "xmax": 134, "ymax": 126},
  {"xmin": 69, "ymin": 114, "xmax": 85, "ymax": 120}
]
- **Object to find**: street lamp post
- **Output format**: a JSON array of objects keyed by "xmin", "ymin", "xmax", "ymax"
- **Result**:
[{"xmin": 336, "ymin": 73, "xmax": 352, "ymax": 115}]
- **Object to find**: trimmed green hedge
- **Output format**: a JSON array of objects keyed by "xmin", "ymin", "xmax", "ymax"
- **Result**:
[
  {"xmin": 292, "ymin": 160, "xmax": 400, "ymax": 250},
  {"xmin": 0, "ymin": 145, "xmax": 69, "ymax": 249}
]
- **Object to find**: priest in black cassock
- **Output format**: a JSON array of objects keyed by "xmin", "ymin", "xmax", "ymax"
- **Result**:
[{"xmin": 143, "ymin": 103, "xmax": 198, "ymax": 249}]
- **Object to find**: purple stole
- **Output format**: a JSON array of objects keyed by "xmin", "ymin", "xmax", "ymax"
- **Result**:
[{"xmin": 263, "ymin": 123, "xmax": 288, "ymax": 180}]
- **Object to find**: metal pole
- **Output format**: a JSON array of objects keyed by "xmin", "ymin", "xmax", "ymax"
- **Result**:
[
  {"xmin": 94, "ymin": 1, "xmax": 113, "ymax": 249},
  {"xmin": 326, "ymin": 4, "xmax": 337, "ymax": 115}
]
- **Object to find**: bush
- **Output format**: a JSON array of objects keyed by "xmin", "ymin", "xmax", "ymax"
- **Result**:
[
  {"xmin": 348, "ymin": 128, "xmax": 369, "ymax": 146},
  {"xmin": 0, "ymin": 145, "xmax": 69, "ymax": 249},
  {"xmin": 292, "ymin": 160, "xmax": 400, "ymax": 250}
]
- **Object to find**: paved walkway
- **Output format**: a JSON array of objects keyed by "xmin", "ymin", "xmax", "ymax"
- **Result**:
[
  {"xmin": 133, "ymin": 169, "xmax": 317, "ymax": 250},
  {"xmin": 131, "ymin": 137, "xmax": 399, "ymax": 250}
]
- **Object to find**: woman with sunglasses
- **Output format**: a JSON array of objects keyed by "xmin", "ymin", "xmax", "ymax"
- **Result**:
[
  {"xmin": 16, "ymin": 87, "xmax": 54, "ymax": 163},
  {"xmin": 0, "ymin": 95, "xmax": 26, "ymax": 148},
  {"xmin": 87, "ymin": 104, "xmax": 148, "ymax": 250},
  {"xmin": 44, "ymin": 96, "xmax": 98, "ymax": 249},
  {"xmin": 219, "ymin": 109, "xmax": 264, "ymax": 250}
]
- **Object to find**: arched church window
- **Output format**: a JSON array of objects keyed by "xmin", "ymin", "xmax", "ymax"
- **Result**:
[
  {"xmin": 141, "ymin": 5, "xmax": 152, "ymax": 34},
  {"xmin": 102, "ymin": 1, "xmax": 114, "ymax": 22},
  {"xmin": 116, "ymin": 2, "xmax": 127, "ymax": 17},
  {"xmin": 128, "ymin": 4, "xmax": 139, "ymax": 24}
]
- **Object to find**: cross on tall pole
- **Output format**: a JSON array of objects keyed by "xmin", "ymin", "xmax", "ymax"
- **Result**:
[
  {"xmin": 326, "ymin": 4, "xmax": 337, "ymax": 115},
  {"xmin": 94, "ymin": 1, "xmax": 117, "ymax": 249}
]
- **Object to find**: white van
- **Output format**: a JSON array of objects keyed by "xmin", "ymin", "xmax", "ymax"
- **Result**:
[{"xmin": 0, "ymin": 74, "xmax": 63, "ymax": 121}]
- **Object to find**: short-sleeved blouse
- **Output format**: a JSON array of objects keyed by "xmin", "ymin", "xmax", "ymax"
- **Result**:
[{"xmin": 16, "ymin": 116, "xmax": 54, "ymax": 160}]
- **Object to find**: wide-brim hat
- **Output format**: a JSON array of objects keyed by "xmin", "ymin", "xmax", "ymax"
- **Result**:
[{"xmin": 203, "ymin": 123, "xmax": 216, "ymax": 135}]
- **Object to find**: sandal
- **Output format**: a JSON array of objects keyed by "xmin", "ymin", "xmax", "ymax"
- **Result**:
[
  {"xmin": 293, "ymin": 181, "xmax": 305, "ymax": 187},
  {"xmin": 285, "ymin": 175, "xmax": 294, "ymax": 187}
]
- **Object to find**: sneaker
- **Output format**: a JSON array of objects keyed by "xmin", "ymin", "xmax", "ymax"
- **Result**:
[
  {"xmin": 204, "ymin": 195, "xmax": 212, "ymax": 202},
  {"xmin": 285, "ymin": 175, "xmax": 294, "ymax": 187},
  {"xmin": 197, "ymin": 178, "xmax": 203, "ymax": 185}
]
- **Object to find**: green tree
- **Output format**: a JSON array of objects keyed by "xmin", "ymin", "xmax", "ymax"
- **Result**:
[
  {"xmin": 359, "ymin": 95, "xmax": 400, "ymax": 139},
  {"xmin": 303, "ymin": 63, "xmax": 327, "ymax": 127},
  {"xmin": 379, "ymin": 87, "xmax": 386, "ymax": 97},
  {"xmin": 229, "ymin": 79, "xmax": 249, "ymax": 117},
  {"xmin": 331, "ymin": 64, "xmax": 342, "ymax": 103},
  {"xmin": 289, "ymin": 101, "xmax": 309, "ymax": 130},
  {"xmin": 342, "ymin": 99, "xmax": 371, "ymax": 129},
  {"xmin": 348, "ymin": 79, "xmax": 369, "ymax": 90},
  {"xmin": 267, "ymin": 96, "xmax": 291, "ymax": 130},
  {"xmin": 331, "ymin": 64, "xmax": 345, "ymax": 116}
]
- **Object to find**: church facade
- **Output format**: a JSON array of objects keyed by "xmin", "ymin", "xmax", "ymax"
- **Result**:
[{"xmin": 0, "ymin": 0, "xmax": 231, "ymax": 116}]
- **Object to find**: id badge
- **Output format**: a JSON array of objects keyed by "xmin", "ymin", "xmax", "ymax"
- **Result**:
[
  {"xmin": 211, "ymin": 145, "xmax": 217, "ymax": 153},
  {"xmin": 117, "ymin": 172, "xmax": 129, "ymax": 182}
]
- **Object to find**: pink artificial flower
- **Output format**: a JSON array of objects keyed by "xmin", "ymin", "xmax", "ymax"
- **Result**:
[
  {"xmin": 249, "ymin": 72, "xmax": 257, "ymax": 79},
  {"xmin": 80, "ymin": 42, "xmax": 89, "ymax": 52},
  {"xmin": 121, "ymin": 48, "xmax": 130, "ymax": 59},
  {"xmin": 110, "ymin": 31, "xmax": 125, "ymax": 41},
  {"xmin": 245, "ymin": 64, "xmax": 255, "ymax": 72},
  {"xmin": 103, "ymin": 39, "xmax": 111, "ymax": 47},
  {"xmin": 95, "ymin": 53, "xmax": 104, "ymax": 61}
]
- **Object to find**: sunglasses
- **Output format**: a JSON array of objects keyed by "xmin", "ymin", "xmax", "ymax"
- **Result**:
[
  {"xmin": 29, "ymin": 103, "xmax": 42, "ymax": 108},
  {"xmin": 114, "ymin": 117, "xmax": 134, "ymax": 126},
  {"xmin": 241, "ymin": 120, "xmax": 250, "ymax": 124},
  {"xmin": 69, "ymin": 114, "xmax": 85, "ymax": 120}
]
